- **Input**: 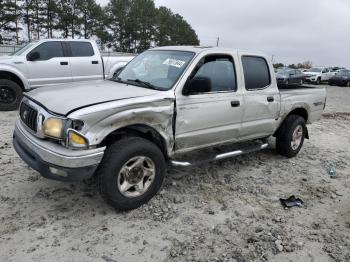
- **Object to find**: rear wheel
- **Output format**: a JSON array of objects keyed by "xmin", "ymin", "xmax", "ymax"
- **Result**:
[
  {"xmin": 97, "ymin": 137, "xmax": 166, "ymax": 210},
  {"xmin": 0, "ymin": 79, "xmax": 23, "ymax": 111},
  {"xmin": 276, "ymin": 115, "xmax": 306, "ymax": 158},
  {"xmin": 347, "ymin": 81, "xmax": 350, "ymax": 87}
]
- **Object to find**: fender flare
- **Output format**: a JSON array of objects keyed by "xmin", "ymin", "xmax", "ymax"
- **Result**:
[{"xmin": 0, "ymin": 64, "xmax": 29, "ymax": 90}]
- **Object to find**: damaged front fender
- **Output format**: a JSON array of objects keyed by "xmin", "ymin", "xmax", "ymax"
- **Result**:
[{"xmin": 68, "ymin": 92, "xmax": 176, "ymax": 157}]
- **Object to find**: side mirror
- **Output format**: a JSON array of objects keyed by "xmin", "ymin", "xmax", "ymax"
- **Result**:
[
  {"xmin": 27, "ymin": 51, "xmax": 40, "ymax": 61},
  {"xmin": 183, "ymin": 76, "xmax": 211, "ymax": 95}
]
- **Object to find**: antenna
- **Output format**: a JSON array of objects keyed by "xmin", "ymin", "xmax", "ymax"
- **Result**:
[{"xmin": 216, "ymin": 37, "xmax": 220, "ymax": 47}]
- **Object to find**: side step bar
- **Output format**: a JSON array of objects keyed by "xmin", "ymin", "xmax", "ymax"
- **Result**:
[{"xmin": 170, "ymin": 143, "xmax": 269, "ymax": 167}]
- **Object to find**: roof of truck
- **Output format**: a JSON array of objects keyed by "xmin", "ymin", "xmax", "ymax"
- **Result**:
[{"xmin": 151, "ymin": 45, "xmax": 269, "ymax": 57}]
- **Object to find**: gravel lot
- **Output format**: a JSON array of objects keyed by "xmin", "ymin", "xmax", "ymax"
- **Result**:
[{"xmin": 0, "ymin": 85, "xmax": 349, "ymax": 262}]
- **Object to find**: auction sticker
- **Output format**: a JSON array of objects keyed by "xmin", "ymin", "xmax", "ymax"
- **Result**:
[{"xmin": 163, "ymin": 58, "xmax": 186, "ymax": 68}]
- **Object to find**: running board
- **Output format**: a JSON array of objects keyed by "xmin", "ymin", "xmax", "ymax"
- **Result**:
[{"xmin": 170, "ymin": 143, "xmax": 269, "ymax": 167}]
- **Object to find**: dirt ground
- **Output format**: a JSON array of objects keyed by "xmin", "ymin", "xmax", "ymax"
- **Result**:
[{"xmin": 0, "ymin": 85, "xmax": 349, "ymax": 262}]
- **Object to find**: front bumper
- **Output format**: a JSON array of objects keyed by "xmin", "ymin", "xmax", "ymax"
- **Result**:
[
  {"xmin": 13, "ymin": 120, "xmax": 105, "ymax": 181},
  {"xmin": 304, "ymin": 76, "xmax": 317, "ymax": 82}
]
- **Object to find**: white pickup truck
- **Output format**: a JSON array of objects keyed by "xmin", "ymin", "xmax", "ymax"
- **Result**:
[
  {"xmin": 0, "ymin": 39, "xmax": 134, "ymax": 110},
  {"xmin": 303, "ymin": 67, "xmax": 332, "ymax": 85},
  {"xmin": 13, "ymin": 46, "xmax": 326, "ymax": 210}
]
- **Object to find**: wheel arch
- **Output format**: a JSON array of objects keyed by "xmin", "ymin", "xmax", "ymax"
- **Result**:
[
  {"xmin": 99, "ymin": 124, "xmax": 170, "ymax": 159},
  {"xmin": 0, "ymin": 70, "xmax": 26, "ymax": 91},
  {"xmin": 274, "ymin": 108, "xmax": 309, "ymax": 139}
]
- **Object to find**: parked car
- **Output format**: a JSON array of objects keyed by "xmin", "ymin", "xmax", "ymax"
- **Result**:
[
  {"xmin": 276, "ymin": 68, "xmax": 305, "ymax": 85},
  {"xmin": 329, "ymin": 70, "xmax": 350, "ymax": 87},
  {"xmin": 329, "ymin": 67, "xmax": 346, "ymax": 77},
  {"xmin": 303, "ymin": 67, "xmax": 332, "ymax": 85},
  {"xmin": 0, "ymin": 39, "xmax": 134, "ymax": 111},
  {"xmin": 13, "ymin": 46, "xmax": 326, "ymax": 210}
]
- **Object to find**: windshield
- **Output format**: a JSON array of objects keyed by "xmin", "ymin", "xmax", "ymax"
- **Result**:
[
  {"xmin": 10, "ymin": 42, "xmax": 38, "ymax": 56},
  {"xmin": 114, "ymin": 50, "xmax": 195, "ymax": 90},
  {"xmin": 307, "ymin": 68, "xmax": 322, "ymax": 72}
]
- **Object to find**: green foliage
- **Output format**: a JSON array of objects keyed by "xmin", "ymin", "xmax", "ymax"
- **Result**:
[
  {"xmin": 0, "ymin": 0, "xmax": 22, "ymax": 44},
  {"xmin": 274, "ymin": 61, "xmax": 313, "ymax": 70},
  {"xmin": 273, "ymin": 63, "xmax": 284, "ymax": 69},
  {"xmin": 0, "ymin": 0, "xmax": 199, "ymax": 51}
]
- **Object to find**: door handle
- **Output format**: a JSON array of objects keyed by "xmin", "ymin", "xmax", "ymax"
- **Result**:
[
  {"xmin": 267, "ymin": 96, "xmax": 274, "ymax": 102},
  {"xmin": 231, "ymin": 101, "xmax": 240, "ymax": 107},
  {"xmin": 92, "ymin": 61, "xmax": 99, "ymax": 64},
  {"xmin": 60, "ymin": 61, "xmax": 68, "ymax": 65}
]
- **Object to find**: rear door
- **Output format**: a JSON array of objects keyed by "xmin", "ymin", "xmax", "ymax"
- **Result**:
[
  {"xmin": 66, "ymin": 41, "xmax": 103, "ymax": 82},
  {"xmin": 239, "ymin": 55, "xmax": 280, "ymax": 140},
  {"xmin": 26, "ymin": 41, "xmax": 72, "ymax": 87},
  {"xmin": 175, "ymin": 52, "xmax": 244, "ymax": 153}
]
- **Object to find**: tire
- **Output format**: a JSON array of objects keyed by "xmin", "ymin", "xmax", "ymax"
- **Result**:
[
  {"xmin": 285, "ymin": 79, "xmax": 289, "ymax": 85},
  {"xmin": 276, "ymin": 115, "xmax": 306, "ymax": 158},
  {"xmin": 315, "ymin": 78, "xmax": 321, "ymax": 85},
  {"xmin": 347, "ymin": 81, "xmax": 350, "ymax": 87},
  {"xmin": 300, "ymin": 79, "xmax": 304, "ymax": 85},
  {"xmin": 97, "ymin": 137, "xmax": 166, "ymax": 210},
  {"xmin": 0, "ymin": 79, "xmax": 23, "ymax": 111}
]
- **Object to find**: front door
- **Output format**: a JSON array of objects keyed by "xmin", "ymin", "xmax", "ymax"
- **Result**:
[
  {"xmin": 26, "ymin": 41, "xmax": 72, "ymax": 88},
  {"xmin": 175, "ymin": 53, "xmax": 243, "ymax": 153}
]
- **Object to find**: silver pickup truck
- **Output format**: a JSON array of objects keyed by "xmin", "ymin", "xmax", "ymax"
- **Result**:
[
  {"xmin": 0, "ymin": 39, "xmax": 134, "ymax": 110},
  {"xmin": 13, "ymin": 46, "xmax": 326, "ymax": 210}
]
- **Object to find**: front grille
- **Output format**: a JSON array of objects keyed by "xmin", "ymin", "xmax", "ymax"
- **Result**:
[{"xmin": 20, "ymin": 102, "xmax": 38, "ymax": 132}]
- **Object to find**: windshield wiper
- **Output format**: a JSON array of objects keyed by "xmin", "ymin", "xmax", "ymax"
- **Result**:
[
  {"xmin": 111, "ymin": 77, "xmax": 128, "ymax": 84},
  {"xmin": 126, "ymin": 79, "xmax": 162, "ymax": 90}
]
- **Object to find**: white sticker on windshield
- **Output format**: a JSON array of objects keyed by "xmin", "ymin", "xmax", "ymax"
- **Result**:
[{"xmin": 163, "ymin": 58, "xmax": 186, "ymax": 68}]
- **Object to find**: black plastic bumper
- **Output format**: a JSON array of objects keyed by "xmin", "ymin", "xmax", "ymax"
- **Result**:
[{"xmin": 13, "ymin": 133, "xmax": 98, "ymax": 182}]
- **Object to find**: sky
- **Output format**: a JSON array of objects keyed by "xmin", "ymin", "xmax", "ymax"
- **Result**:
[{"xmin": 98, "ymin": 0, "xmax": 350, "ymax": 68}]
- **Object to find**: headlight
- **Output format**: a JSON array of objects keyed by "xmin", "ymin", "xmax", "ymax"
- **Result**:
[
  {"xmin": 43, "ymin": 118, "xmax": 65, "ymax": 138},
  {"xmin": 67, "ymin": 129, "xmax": 88, "ymax": 149}
]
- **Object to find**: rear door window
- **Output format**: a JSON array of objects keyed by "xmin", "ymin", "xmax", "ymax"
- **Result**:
[
  {"xmin": 242, "ymin": 56, "xmax": 271, "ymax": 90},
  {"xmin": 69, "ymin": 42, "xmax": 94, "ymax": 57}
]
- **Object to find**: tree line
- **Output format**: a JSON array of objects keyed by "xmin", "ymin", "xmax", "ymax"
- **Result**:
[
  {"xmin": 0, "ymin": 0, "xmax": 200, "ymax": 53},
  {"xmin": 273, "ymin": 61, "xmax": 313, "ymax": 69}
]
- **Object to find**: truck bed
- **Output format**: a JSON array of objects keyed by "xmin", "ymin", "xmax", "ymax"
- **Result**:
[{"xmin": 278, "ymin": 84, "xmax": 326, "ymax": 124}]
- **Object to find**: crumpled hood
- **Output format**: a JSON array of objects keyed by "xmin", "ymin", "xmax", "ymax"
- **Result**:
[{"xmin": 26, "ymin": 80, "xmax": 160, "ymax": 116}]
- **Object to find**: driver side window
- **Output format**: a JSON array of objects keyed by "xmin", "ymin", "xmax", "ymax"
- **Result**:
[
  {"xmin": 28, "ymin": 42, "xmax": 64, "ymax": 61},
  {"xmin": 190, "ymin": 55, "xmax": 236, "ymax": 92}
]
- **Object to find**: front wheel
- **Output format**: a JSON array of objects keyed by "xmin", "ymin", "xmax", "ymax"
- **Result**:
[
  {"xmin": 315, "ymin": 78, "xmax": 321, "ymax": 85},
  {"xmin": 97, "ymin": 137, "xmax": 166, "ymax": 210},
  {"xmin": 276, "ymin": 115, "xmax": 306, "ymax": 158},
  {"xmin": 0, "ymin": 79, "xmax": 23, "ymax": 111},
  {"xmin": 346, "ymin": 81, "xmax": 350, "ymax": 87}
]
